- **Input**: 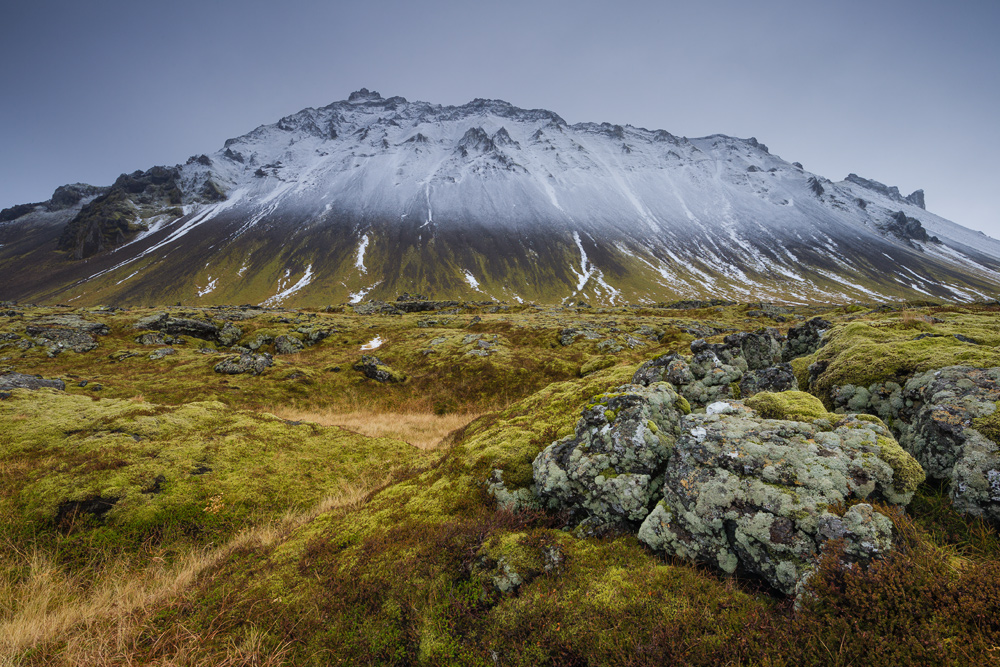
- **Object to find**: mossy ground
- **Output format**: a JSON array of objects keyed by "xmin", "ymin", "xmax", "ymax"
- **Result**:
[{"xmin": 2, "ymin": 300, "xmax": 1000, "ymax": 665}]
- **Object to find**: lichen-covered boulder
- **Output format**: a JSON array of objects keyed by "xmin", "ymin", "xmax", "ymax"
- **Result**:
[
  {"xmin": 134, "ymin": 312, "xmax": 220, "ymax": 341},
  {"xmin": 533, "ymin": 382, "xmax": 687, "ymax": 529},
  {"xmin": 692, "ymin": 328, "xmax": 785, "ymax": 373},
  {"xmin": 213, "ymin": 352, "xmax": 273, "ymax": 376},
  {"xmin": 739, "ymin": 363, "xmax": 799, "ymax": 397},
  {"xmin": 217, "ymin": 322, "xmax": 243, "ymax": 347},
  {"xmin": 149, "ymin": 347, "xmax": 176, "ymax": 361},
  {"xmin": 25, "ymin": 315, "xmax": 109, "ymax": 356},
  {"xmin": 245, "ymin": 332, "xmax": 273, "ymax": 351},
  {"xmin": 830, "ymin": 366, "xmax": 1000, "ymax": 520},
  {"xmin": 353, "ymin": 355, "xmax": 407, "ymax": 383},
  {"xmin": 637, "ymin": 396, "xmax": 922, "ymax": 594},
  {"xmin": 632, "ymin": 351, "xmax": 742, "ymax": 407},
  {"xmin": 274, "ymin": 334, "xmax": 304, "ymax": 355},
  {"xmin": 783, "ymin": 317, "xmax": 831, "ymax": 362}
]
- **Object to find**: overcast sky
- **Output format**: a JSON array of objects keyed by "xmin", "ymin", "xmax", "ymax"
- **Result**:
[{"xmin": 2, "ymin": 0, "xmax": 998, "ymax": 235}]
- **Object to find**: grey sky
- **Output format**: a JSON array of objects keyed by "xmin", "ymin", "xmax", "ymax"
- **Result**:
[{"xmin": 2, "ymin": 0, "xmax": 997, "ymax": 235}]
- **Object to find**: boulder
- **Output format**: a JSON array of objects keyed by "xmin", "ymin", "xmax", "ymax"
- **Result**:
[
  {"xmin": 25, "ymin": 314, "xmax": 109, "ymax": 356},
  {"xmin": 245, "ymin": 332, "xmax": 273, "ymax": 351},
  {"xmin": 637, "ymin": 396, "xmax": 922, "ymax": 594},
  {"xmin": 133, "ymin": 312, "xmax": 220, "ymax": 341},
  {"xmin": 26, "ymin": 328, "xmax": 100, "ymax": 355},
  {"xmin": 632, "ymin": 351, "xmax": 742, "ymax": 408},
  {"xmin": 213, "ymin": 353, "xmax": 273, "ymax": 376},
  {"xmin": 217, "ymin": 322, "xmax": 243, "ymax": 347},
  {"xmin": 739, "ymin": 363, "xmax": 799, "ymax": 397},
  {"xmin": 783, "ymin": 317, "xmax": 831, "ymax": 361},
  {"xmin": 533, "ymin": 382, "xmax": 687, "ymax": 530},
  {"xmin": 353, "ymin": 355, "xmax": 407, "ymax": 383},
  {"xmin": 273, "ymin": 335, "xmax": 304, "ymax": 355},
  {"xmin": 0, "ymin": 373, "xmax": 66, "ymax": 391},
  {"xmin": 832, "ymin": 366, "xmax": 1000, "ymax": 520}
]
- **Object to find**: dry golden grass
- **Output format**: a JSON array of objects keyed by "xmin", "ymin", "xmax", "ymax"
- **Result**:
[
  {"xmin": 900, "ymin": 310, "xmax": 936, "ymax": 329},
  {"xmin": 263, "ymin": 405, "xmax": 483, "ymax": 451},
  {"xmin": 0, "ymin": 478, "xmax": 381, "ymax": 666}
]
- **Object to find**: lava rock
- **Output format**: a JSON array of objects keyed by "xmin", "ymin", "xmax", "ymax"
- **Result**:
[
  {"xmin": 739, "ymin": 363, "xmax": 799, "ymax": 397},
  {"xmin": 134, "ymin": 312, "xmax": 220, "ymax": 341},
  {"xmin": 637, "ymin": 399, "xmax": 920, "ymax": 594},
  {"xmin": 832, "ymin": 366, "xmax": 1000, "ymax": 520},
  {"xmin": 0, "ymin": 372, "xmax": 66, "ymax": 391},
  {"xmin": 213, "ymin": 353, "xmax": 274, "ymax": 376},
  {"xmin": 533, "ymin": 382, "xmax": 687, "ymax": 529},
  {"xmin": 353, "ymin": 355, "xmax": 407, "ymax": 383},
  {"xmin": 217, "ymin": 322, "xmax": 243, "ymax": 347},
  {"xmin": 783, "ymin": 317, "xmax": 832, "ymax": 361},
  {"xmin": 273, "ymin": 335, "xmax": 304, "ymax": 355}
]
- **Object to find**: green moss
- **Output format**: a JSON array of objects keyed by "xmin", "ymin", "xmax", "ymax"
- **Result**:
[
  {"xmin": 0, "ymin": 389, "xmax": 430, "ymax": 566},
  {"xmin": 855, "ymin": 413, "xmax": 887, "ymax": 426},
  {"xmin": 580, "ymin": 355, "xmax": 616, "ymax": 376},
  {"xmin": 875, "ymin": 435, "xmax": 926, "ymax": 496},
  {"xmin": 674, "ymin": 395, "xmax": 691, "ymax": 415},
  {"xmin": 972, "ymin": 402, "xmax": 1000, "ymax": 445},
  {"xmin": 599, "ymin": 467, "xmax": 619, "ymax": 479},
  {"xmin": 744, "ymin": 391, "xmax": 832, "ymax": 423},
  {"xmin": 799, "ymin": 317, "xmax": 1000, "ymax": 400},
  {"xmin": 730, "ymin": 382, "xmax": 742, "ymax": 399}
]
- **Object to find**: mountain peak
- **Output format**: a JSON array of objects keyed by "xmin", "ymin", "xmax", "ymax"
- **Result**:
[
  {"xmin": 347, "ymin": 88, "xmax": 383, "ymax": 102},
  {"xmin": 1, "ymin": 89, "xmax": 996, "ymax": 306}
]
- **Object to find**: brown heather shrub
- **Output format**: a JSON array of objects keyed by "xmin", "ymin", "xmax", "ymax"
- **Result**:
[{"xmin": 737, "ymin": 506, "xmax": 1000, "ymax": 667}]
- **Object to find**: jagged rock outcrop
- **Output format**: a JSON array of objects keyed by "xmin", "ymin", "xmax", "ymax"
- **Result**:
[
  {"xmin": 845, "ymin": 173, "xmax": 926, "ymax": 209},
  {"xmin": 882, "ymin": 211, "xmax": 940, "ymax": 245}
]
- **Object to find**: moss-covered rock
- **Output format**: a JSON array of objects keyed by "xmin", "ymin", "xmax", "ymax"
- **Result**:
[
  {"xmin": 744, "ymin": 390, "xmax": 832, "ymax": 423},
  {"xmin": 353, "ymin": 354, "xmax": 407, "ymax": 383}
]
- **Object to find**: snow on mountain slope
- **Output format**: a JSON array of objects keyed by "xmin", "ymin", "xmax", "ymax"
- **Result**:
[{"xmin": 2, "ymin": 88, "xmax": 999, "ymax": 306}]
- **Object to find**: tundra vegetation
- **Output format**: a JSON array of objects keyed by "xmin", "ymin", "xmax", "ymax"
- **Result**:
[{"xmin": 0, "ymin": 297, "xmax": 998, "ymax": 665}]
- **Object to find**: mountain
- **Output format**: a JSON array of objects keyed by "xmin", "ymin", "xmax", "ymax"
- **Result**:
[{"xmin": 2, "ymin": 88, "xmax": 999, "ymax": 306}]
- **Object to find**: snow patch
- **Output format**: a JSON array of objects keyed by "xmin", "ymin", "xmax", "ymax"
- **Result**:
[
  {"xmin": 349, "ymin": 280, "xmax": 382, "ymax": 304},
  {"xmin": 261, "ymin": 264, "xmax": 313, "ymax": 306},
  {"xmin": 463, "ymin": 270, "xmax": 481, "ymax": 290},
  {"xmin": 360, "ymin": 336, "xmax": 383, "ymax": 351},
  {"xmin": 197, "ymin": 277, "xmax": 218, "ymax": 297},
  {"xmin": 355, "ymin": 233, "xmax": 370, "ymax": 274}
]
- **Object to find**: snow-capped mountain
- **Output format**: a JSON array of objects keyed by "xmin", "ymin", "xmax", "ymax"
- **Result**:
[{"xmin": 2, "ymin": 88, "xmax": 999, "ymax": 306}]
